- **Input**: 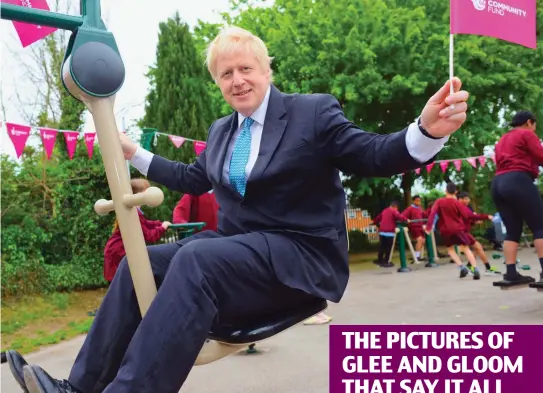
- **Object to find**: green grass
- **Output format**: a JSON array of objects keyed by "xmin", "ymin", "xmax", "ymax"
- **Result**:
[{"xmin": 1, "ymin": 288, "xmax": 107, "ymax": 354}]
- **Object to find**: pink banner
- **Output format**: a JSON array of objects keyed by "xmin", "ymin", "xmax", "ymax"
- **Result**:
[
  {"xmin": 84, "ymin": 133, "xmax": 96, "ymax": 158},
  {"xmin": 169, "ymin": 135, "xmax": 185, "ymax": 148},
  {"xmin": 490, "ymin": 155, "xmax": 496, "ymax": 164},
  {"xmin": 478, "ymin": 156, "xmax": 486, "ymax": 167},
  {"xmin": 3, "ymin": 0, "xmax": 58, "ymax": 47},
  {"xmin": 5, "ymin": 122, "xmax": 31, "ymax": 158},
  {"xmin": 193, "ymin": 141, "xmax": 206, "ymax": 156},
  {"xmin": 415, "ymin": 168, "xmax": 421, "ymax": 175},
  {"xmin": 426, "ymin": 163, "xmax": 435, "ymax": 173},
  {"xmin": 439, "ymin": 161, "xmax": 449, "ymax": 172},
  {"xmin": 453, "ymin": 159, "xmax": 462, "ymax": 171},
  {"xmin": 450, "ymin": 0, "xmax": 537, "ymax": 49},
  {"xmin": 467, "ymin": 157, "xmax": 477, "ymax": 168},
  {"xmin": 39, "ymin": 127, "xmax": 57, "ymax": 159},
  {"xmin": 63, "ymin": 131, "xmax": 79, "ymax": 159}
]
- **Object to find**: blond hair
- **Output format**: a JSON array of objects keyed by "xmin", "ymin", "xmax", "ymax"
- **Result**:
[
  {"xmin": 205, "ymin": 25, "xmax": 273, "ymax": 82},
  {"xmin": 112, "ymin": 178, "xmax": 151, "ymax": 233}
]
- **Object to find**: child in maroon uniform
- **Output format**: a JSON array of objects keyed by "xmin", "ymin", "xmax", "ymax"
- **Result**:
[
  {"xmin": 426, "ymin": 183, "xmax": 480, "ymax": 279},
  {"xmin": 402, "ymin": 195, "xmax": 426, "ymax": 262},
  {"xmin": 372, "ymin": 201, "xmax": 409, "ymax": 267},
  {"xmin": 457, "ymin": 192, "xmax": 500, "ymax": 276},
  {"xmin": 103, "ymin": 179, "xmax": 171, "ymax": 282},
  {"xmin": 172, "ymin": 191, "xmax": 219, "ymax": 232}
]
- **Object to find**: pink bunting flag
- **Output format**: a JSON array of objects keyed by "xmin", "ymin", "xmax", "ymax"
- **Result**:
[
  {"xmin": 193, "ymin": 141, "xmax": 206, "ymax": 156},
  {"xmin": 168, "ymin": 135, "xmax": 185, "ymax": 148},
  {"xmin": 5, "ymin": 122, "xmax": 31, "ymax": 158},
  {"xmin": 3, "ymin": 0, "xmax": 58, "ymax": 47},
  {"xmin": 439, "ymin": 161, "xmax": 449, "ymax": 173},
  {"xmin": 84, "ymin": 133, "xmax": 96, "ymax": 159},
  {"xmin": 490, "ymin": 155, "xmax": 496, "ymax": 164},
  {"xmin": 63, "ymin": 131, "xmax": 79, "ymax": 159},
  {"xmin": 39, "ymin": 127, "xmax": 57, "ymax": 159},
  {"xmin": 415, "ymin": 168, "xmax": 421, "ymax": 175},
  {"xmin": 467, "ymin": 157, "xmax": 477, "ymax": 168},
  {"xmin": 478, "ymin": 156, "xmax": 486, "ymax": 167},
  {"xmin": 426, "ymin": 163, "xmax": 435, "ymax": 173},
  {"xmin": 453, "ymin": 160, "xmax": 462, "ymax": 171}
]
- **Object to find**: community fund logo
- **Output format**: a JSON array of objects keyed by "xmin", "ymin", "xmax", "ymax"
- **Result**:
[
  {"xmin": 471, "ymin": 0, "xmax": 528, "ymax": 17},
  {"xmin": 471, "ymin": 0, "xmax": 486, "ymax": 11}
]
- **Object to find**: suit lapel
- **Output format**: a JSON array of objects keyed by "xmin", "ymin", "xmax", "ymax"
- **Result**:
[
  {"xmin": 248, "ymin": 85, "xmax": 288, "ymax": 182},
  {"xmin": 211, "ymin": 112, "xmax": 238, "ymax": 185}
]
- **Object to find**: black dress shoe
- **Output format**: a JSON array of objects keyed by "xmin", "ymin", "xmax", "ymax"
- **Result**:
[
  {"xmin": 7, "ymin": 350, "xmax": 29, "ymax": 392},
  {"xmin": 23, "ymin": 365, "xmax": 81, "ymax": 393}
]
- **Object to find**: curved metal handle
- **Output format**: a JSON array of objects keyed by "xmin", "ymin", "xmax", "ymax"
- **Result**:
[{"xmin": 94, "ymin": 187, "xmax": 164, "ymax": 216}]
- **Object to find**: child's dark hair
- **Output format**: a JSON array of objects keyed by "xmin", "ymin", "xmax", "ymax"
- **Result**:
[
  {"xmin": 457, "ymin": 191, "xmax": 469, "ymax": 199},
  {"xmin": 112, "ymin": 179, "xmax": 151, "ymax": 233},
  {"xmin": 390, "ymin": 200, "xmax": 399, "ymax": 207},
  {"xmin": 446, "ymin": 182, "xmax": 457, "ymax": 195},
  {"xmin": 510, "ymin": 110, "xmax": 536, "ymax": 127},
  {"xmin": 412, "ymin": 195, "xmax": 421, "ymax": 200}
]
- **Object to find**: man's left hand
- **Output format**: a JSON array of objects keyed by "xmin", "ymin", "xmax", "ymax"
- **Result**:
[{"xmin": 420, "ymin": 77, "xmax": 469, "ymax": 138}]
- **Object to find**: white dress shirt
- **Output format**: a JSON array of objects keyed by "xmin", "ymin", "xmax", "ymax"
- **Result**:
[{"xmin": 129, "ymin": 86, "xmax": 448, "ymax": 178}]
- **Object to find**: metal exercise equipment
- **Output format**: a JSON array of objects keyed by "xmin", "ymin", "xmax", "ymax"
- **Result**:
[{"xmin": 1, "ymin": 0, "xmax": 327, "ymax": 367}]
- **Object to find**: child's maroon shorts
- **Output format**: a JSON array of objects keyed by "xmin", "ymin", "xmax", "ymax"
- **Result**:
[
  {"xmin": 409, "ymin": 228, "xmax": 425, "ymax": 239},
  {"xmin": 441, "ymin": 231, "xmax": 476, "ymax": 247}
]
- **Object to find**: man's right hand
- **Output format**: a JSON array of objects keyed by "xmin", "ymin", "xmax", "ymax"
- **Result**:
[{"xmin": 119, "ymin": 132, "xmax": 138, "ymax": 160}]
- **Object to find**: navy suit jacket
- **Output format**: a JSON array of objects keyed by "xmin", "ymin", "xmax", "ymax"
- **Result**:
[{"xmin": 147, "ymin": 85, "xmax": 433, "ymax": 302}]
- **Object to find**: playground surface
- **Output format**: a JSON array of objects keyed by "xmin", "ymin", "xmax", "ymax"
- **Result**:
[{"xmin": 2, "ymin": 248, "xmax": 542, "ymax": 393}]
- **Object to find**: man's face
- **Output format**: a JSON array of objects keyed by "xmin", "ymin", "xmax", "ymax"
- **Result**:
[{"xmin": 215, "ymin": 48, "xmax": 271, "ymax": 117}]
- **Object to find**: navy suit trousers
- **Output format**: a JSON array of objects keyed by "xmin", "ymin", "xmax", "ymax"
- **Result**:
[{"xmin": 68, "ymin": 230, "xmax": 317, "ymax": 393}]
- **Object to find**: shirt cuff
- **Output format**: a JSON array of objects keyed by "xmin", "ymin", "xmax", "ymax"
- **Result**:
[
  {"xmin": 129, "ymin": 146, "xmax": 154, "ymax": 176},
  {"xmin": 405, "ymin": 119, "xmax": 449, "ymax": 163}
]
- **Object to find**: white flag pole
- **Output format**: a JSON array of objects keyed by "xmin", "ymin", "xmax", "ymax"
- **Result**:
[{"xmin": 449, "ymin": 33, "xmax": 454, "ymax": 94}]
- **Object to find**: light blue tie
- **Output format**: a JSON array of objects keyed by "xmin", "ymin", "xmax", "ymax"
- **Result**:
[{"xmin": 229, "ymin": 117, "xmax": 254, "ymax": 196}]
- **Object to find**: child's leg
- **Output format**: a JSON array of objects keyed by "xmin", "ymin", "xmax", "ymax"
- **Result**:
[
  {"xmin": 377, "ymin": 235, "xmax": 386, "ymax": 263},
  {"xmin": 383, "ymin": 236, "xmax": 394, "ymax": 264},
  {"xmin": 460, "ymin": 245, "xmax": 481, "ymax": 280},
  {"xmin": 447, "ymin": 246, "xmax": 464, "ymax": 266}
]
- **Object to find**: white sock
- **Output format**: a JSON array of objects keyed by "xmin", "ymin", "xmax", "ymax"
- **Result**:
[{"xmin": 415, "ymin": 251, "xmax": 420, "ymax": 258}]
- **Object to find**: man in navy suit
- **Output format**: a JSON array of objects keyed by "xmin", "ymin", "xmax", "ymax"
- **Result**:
[{"xmin": 11, "ymin": 26, "xmax": 469, "ymax": 393}]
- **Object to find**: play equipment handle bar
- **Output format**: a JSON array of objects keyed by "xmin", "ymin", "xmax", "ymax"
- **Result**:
[
  {"xmin": 0, "ymin": 3, "xmax": 84, "ymax": 31},
  {"xmin": 407, "ymin": 219, "xmax": 428, "ymax": 223},
  {"xmin": 168, "ymin": 223, "xmax": 206, "ymax": 229}
]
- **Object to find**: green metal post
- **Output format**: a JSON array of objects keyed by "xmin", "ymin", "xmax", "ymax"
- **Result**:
[
  {"xmin": 397, "ymin": 226, "xmax": 410, "ymax": 272},
  {"xmin": 424, "ymin": 232, "xmax": 438, "ymax": 267},
  {"xmin": 0, "ymin": 3, "xmax": 84, "ymax": 30}
]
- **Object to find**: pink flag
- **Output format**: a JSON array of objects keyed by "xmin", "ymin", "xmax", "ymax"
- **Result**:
[
  {"xmin": 168, "ymin": 135, "xmax": 185, "ymax": 148},
  {"xmin": 3, "ymin": 0, "xmax": 58, "ymax": 47},
  {"xmin": 439, "ymin": 161, "xmax": 449, "ymax": 172},
  {"xmin": 478, "ymin": 156, "xmax": 486, "ymax": 167},
  {"xmin": 415, "ymin": 168, "xmax": 421, "ymax": 175},
  {"xmin": 467, "ymin": 157, "xmax": 477, "ymax": 168},
  {"xmin": 454, "ymin": 160, "xmax": 462, "ymax": 171},
  {"xmin": 426, "ymin": 163, "xmax": 435, "ymax": 173},
  {"xmin": 193, "ymin": 141, "xmax": 206, "ymax": 156},
  {"xmin": 450, "ymin": 0, "xmax": 537, "ymax": 49},
  {"xmin": 63, "ymin": 131, "xmax": 79, "ymax": 159},
  {"xmin": 39, "ymin": 127, "xmax": 57, "ymax": 159},
  {"xmin": 5, "ymin": 122, "xmax": 31, "ymax": 158},
  {"xmin": 490, "ymin": 154, "xmax": 496, "ymax": 164},
  {"xmin": 84, "ymin": 133, "xmax": 96, "ymax": 159}
]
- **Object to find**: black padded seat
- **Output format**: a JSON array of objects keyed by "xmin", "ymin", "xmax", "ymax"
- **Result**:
[{"xmin": 208, "ymin": 298, "xmax": 328, "ymax": 345}]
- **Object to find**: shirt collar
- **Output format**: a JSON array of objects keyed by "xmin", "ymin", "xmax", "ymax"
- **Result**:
[{"xmin": 237, "ymin": 85, "xmax": 271, "ymax": 128}]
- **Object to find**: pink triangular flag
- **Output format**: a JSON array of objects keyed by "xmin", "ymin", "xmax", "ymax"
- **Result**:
[
  {"xmin": 426, "ymin": 163, "xmax": 435, "ymax": 173},
  {"xmin": 415, "ymin": 168, "xmax": 421, "ymax": 175},
  {"xmin": 3, "ymin": 0, "xmax": 58, "ymax": 48},
  {"xmin": 453, "ymin": 160, "xmax": 462, "ymax": 171},
  {"xmin": 5, "ymin": 122, "xmax": 31, "ymax": 158},
  {"xmin": 478, "ymin": 156, "xmax": 486, "ymax": 167},
  {"xmin": 193, "ymin": 141, "xmax": 206, "ymax": 156},
  {"xmin": 63, "ymin": 131, "xmax": 79, "ymax": 159},
  {"xmin": 467, "ymin": 157, "xmax": 477, "ymax": 168},
  {"xmin": 84, "ymin": 133, "xmax": 96, "ymax": 159},
  {"xmin": 168, "ymin": 135, "xmax": 185, "ymax": 148},
  {"xmin": 439, "ymin": 161, "xmax": 449, "ymax": 173},
  {"xmin": 490, "ymin": 155, "xmax": 496, "ymax": 164},
  {"xmin": 39, "ymin": 127, "xmax": 57, "ymax": 159}
]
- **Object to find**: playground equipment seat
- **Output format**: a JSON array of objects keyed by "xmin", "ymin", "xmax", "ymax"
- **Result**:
[{"xmin": 195, "ymin": 297, "xmax": 328, "ymax": 365}]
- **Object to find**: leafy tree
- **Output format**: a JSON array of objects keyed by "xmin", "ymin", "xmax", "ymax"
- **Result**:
[
  {"xmin": 138, "ymin": 12, "xmax": 216, "ymax": 219},
  {"xmin": 193, "ymin": 0, "xmax": 543, "ymax": 214}
]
